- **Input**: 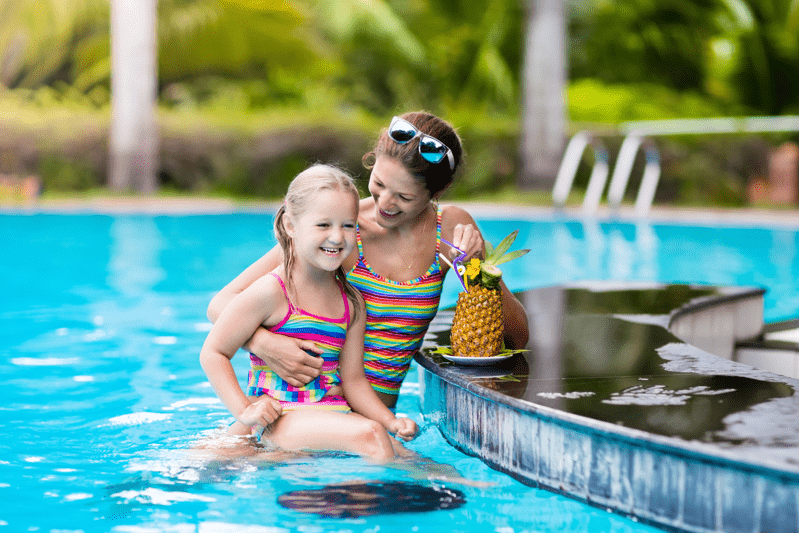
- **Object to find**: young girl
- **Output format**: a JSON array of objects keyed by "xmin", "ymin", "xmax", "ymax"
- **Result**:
[{"xmin": 200, "ymin": 164, "xmax": 417, "ymax": 462}]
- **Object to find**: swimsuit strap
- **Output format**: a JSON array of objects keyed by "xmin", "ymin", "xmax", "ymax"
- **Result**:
[
  {"xmin": 268, "ymin": 272, "xmax": 294, "ymax": 310},
  {"xmin": 435, "ymin": 203, "xmax": 442, "ymax": 256},
  {"xmin": 356, "ymin": 225, "xmax": 365, "ymax": 260},
  {"xmin": 266, "ymin": 272, "xmax": 293, "ymax": 330},
  {"xmin": 338, "ymin": 277, "xmax": 351, "ymax": 329}
]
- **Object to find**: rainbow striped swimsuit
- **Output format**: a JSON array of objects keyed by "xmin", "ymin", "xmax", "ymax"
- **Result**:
[
  {"xmin": 246, "ymin": 273, "xmax": 351, "ymax": 412},
  {"xmin": 346, "ymin": 205, "xmax": 444, "ymax": 396}
]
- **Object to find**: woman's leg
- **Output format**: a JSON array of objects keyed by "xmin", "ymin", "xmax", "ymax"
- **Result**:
[{"xmin": 267, "ymin": 410, "xmax": 396, "ymax": 462}]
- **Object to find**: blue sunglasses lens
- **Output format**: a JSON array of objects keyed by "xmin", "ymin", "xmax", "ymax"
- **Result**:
[
  {"xmin": 418, "ymin": 136, "xmax": 447, "ymax": 164},
  {"xmin": 388, "ymin": 119, "xmax": 418, "ymax": 143}
]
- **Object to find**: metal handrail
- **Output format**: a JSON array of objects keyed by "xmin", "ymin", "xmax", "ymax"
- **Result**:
[
  {"xmin": 606, "ymin": 135, "xmax": 661, "ymax": 217},
  {"xmin": 551, "ymin": 130, "xmax": 610, "ymax": 215},
  {"xmin": 555, "ymin": 116, "xmax": 799, "ymax": 217}
]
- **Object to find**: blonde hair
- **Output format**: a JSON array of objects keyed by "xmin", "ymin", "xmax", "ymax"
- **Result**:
[{"xmin": 274, "ymin": 164, "xmax": 362, "ymax": 323}]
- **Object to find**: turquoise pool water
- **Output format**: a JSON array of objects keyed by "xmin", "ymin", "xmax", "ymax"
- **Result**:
[{"xmin": 2, "ymin": 212, "xmax": 798, "ymax": 532}]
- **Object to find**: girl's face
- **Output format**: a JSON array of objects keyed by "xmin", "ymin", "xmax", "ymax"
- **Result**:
[
  {"xmin": 368, "ymin": 156, "xmax": 433, "ymax": 229},
  {"xmin": 287, "ymin": 188, "xmax": 358, "ymax": 272}
]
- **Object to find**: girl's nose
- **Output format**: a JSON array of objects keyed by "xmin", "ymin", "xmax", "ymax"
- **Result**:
[{"xmin": 328, "ymin": 226, "xmax": 344, "ymax": 244}]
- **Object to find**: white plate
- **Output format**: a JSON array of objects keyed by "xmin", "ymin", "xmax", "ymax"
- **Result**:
[{"xmin": 441, "ymin": 353, "xmax": 515, "ymax": 366}]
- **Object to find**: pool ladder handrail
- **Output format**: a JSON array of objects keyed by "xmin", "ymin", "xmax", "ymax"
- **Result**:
[
  {"xmin": 552, "ymin": 131, "xmax": 661, "ymax": 217},
  {"xmin": 551, "ymin": 131, "xmax": 610, "ymax": 215}
]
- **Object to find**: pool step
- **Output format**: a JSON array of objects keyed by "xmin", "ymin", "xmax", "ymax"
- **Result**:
[{"xmin": 735, "ymin": 319, "xmax": 799, "ymax": 379}]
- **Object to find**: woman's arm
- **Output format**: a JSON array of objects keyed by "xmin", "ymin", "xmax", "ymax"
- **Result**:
[
  {"xmin": 200, "ymin": 276, "xmax": 284, "ymax": 427},
  {"xmin": 207, "ymin": 246, "xmax": 323, "ymax": 386},
  {"xmin": 441, "ymin": 205, "xmax": 530, "ymax": 350},
  {"xmin": 338, "ymin": 299, "xmax": 417, "ymax": 440}
]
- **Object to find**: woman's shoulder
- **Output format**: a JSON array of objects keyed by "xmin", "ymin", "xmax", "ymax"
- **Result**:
[{"xmin": 439, "ymin": 203, "xmax": 477, "ymax": 232}]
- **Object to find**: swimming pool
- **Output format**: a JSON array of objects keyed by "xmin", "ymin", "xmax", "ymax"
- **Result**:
[{"xmin": 2, "ymin": 211, "xmax": 798, "ymax": 532}]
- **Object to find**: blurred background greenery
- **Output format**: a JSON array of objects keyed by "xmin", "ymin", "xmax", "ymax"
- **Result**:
[{"xmin": 1, "ymin": 0, "xmax": 798, "ymax": 206}]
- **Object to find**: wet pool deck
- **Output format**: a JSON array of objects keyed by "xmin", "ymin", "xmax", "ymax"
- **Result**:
[{"xmin": 416, "ymin": 283, "xmax": 799, "ymax": 533}]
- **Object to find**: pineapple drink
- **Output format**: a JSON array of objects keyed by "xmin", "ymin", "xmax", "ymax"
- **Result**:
[{"xmin": 450, "ymin": 231, "xmax": 529, "ymax": 358}]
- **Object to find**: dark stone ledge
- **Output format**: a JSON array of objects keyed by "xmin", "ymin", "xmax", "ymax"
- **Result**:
[{"xmin": 416, "ymin": 283, "xmax": 799, "ymax": 533}]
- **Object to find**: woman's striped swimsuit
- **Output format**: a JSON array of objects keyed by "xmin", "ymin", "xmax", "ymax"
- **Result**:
[
  {"xmin": 346, "ymin": 205, "xmax": 444, "ymax": 397},
  {"xmin": 246, "ymin": 272, "xmax": 351, "ymax": 412}
]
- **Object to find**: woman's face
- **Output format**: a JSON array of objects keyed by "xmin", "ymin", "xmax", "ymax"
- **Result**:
[{"xmin": 368, "ymin": 156, "xmax": 432, "ymax": 229}]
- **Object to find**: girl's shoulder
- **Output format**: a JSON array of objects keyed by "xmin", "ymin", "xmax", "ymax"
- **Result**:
[{"xmin": 244, "ymin": 270, "xmax": 290, "ymax": 308}]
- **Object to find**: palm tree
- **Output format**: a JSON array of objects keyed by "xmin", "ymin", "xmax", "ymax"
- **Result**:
[
  {"xmin": 519, "ymin": 0, "xmax": 566, "ymax": 189},
  {"xmin": 109, "ymin": 0, "xmax": 158, "ymax": 193}
]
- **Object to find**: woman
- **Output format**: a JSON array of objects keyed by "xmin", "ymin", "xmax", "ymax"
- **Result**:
[{"xmin": 207, "ymin": 111, "xmax": 529, "ymax": 409}]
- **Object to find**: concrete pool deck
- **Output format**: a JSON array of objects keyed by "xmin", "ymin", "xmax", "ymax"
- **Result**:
[{"xmin": 3, "ymin": 196, "xmax": 799, "ymax": 227}]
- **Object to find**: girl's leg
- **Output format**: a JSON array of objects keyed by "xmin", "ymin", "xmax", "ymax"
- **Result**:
[{"xmin": 267, "ymin": 410, "xmax": 396, "ymax": 462}]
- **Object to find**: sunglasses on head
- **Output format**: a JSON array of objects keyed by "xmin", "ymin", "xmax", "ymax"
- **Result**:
[{"xmin": 388, "ymin": 116, "xmax": 455, "ymax": 171}]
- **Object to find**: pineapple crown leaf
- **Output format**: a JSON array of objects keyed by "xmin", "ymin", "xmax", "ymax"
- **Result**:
[
  {"xmin": 485, "ymin": 240, "xmax": 494, "ymax": 259},
  {"xmin": 485, "ymin": 230, "xmax": 518, "ymax": 264},
  {"xmin": 484, "ymin": 230, "xmax": 530, "ymax": 266},
  {"xmin": 491, "ymin": 248, "xmax": 531, "ymax": 266}
]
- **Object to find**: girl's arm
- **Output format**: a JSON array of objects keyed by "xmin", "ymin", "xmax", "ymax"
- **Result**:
[
  {"xmin": 441, "ymin": 205, "xmax": 530, "ymax": 350},
  {"xmin": 207, "ymin": 246, "xmax": 324, "ymax": 387},
  {"xmin": 338, "ymin": 298, "xmax": 418, "ymax": 440},
  {"xmin": 200, "ymin": 275, "xmax": 284, "ymax": 428}
]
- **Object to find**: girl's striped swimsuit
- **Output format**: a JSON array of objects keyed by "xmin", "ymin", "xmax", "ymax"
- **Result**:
[
  {"xmin": 247, "ymin": 272, "xmax": 351, "ymax": 412},
  {"xmin": 346, "ymin": 204, "xmax": 444, "ymax": 397}
]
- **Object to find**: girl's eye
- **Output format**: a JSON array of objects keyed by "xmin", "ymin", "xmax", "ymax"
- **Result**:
[
  {"xmin": 399, "ymin": 196, "xmax": 411, "ymax": 202},
  {"xmin": 344, "ymin": 223, "xmax": 355, "ymax": 229}
]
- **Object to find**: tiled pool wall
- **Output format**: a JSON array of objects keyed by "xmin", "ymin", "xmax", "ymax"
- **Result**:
[{"xmin": 420, "ymin": 371, "xmax": 799, "ymax": 533}]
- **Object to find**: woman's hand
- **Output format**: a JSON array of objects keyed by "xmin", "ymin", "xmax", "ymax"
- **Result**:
[
  {"xmin": 387, "ymin": 416, "xmax": 418, "ymax": 441},
  {"xmin": 236, "ymin": 395, "xmax": 282, "ymax": 428},
  {"xmin": 450, "ymin": 223, "xmax": 483, "ymax": 262},
  {"xmin": 248, "ymin": 327, "xmax": 323, "ymax": 387}
]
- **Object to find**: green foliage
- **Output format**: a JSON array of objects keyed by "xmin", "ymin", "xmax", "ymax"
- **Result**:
[
  {"xmin": 722, "ymin": 0, "xmax": 799, "ymax": 114},
  {"xmin": 569, "ymin": 0, "xmax": 729, "ymax": 91},
  {"xmin": 39, "ymin": 155, "xmax": 99, "ymax": 191},
  {"xmin": 568, "ymin": 79, "xmax": 743, "ymax": 124}
]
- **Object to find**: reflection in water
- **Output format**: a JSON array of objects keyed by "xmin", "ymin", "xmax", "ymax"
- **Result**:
[
  {"xmin": 278, "ymin": 481, "xmax": 466, "ymax": 518},
  {"xmin": 108, "ymin": 216, "xmax": 166, "ymax": 298}
]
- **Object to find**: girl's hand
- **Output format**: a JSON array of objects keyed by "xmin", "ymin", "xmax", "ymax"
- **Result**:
[
  {"xmin": 388, "ymin": 417, "xmax": 418, "ymax": 441},
  {"xmin": 450, "ymin": 223, "xmax": 483, "ymax": 262},
  {"xmin": 237, "ymin": 395, "xmax": 282, "ymax": 427},
  {"xmin": 249, "ymin": 328, "xmax": 323, "ymax": 387}
]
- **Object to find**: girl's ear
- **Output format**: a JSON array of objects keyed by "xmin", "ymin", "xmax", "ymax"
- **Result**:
[{"xmin": 284, "ymin": 215, "xmax": 296, "ymax": 239}]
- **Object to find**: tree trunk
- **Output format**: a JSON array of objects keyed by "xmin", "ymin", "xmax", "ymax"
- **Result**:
[
  {"xmin": 109, "ymin": 0, "xmax": 158, "ymax": 194},
  {"xmin": 519, "ymin": 0, "xmax": 567, "ymax": 190}
]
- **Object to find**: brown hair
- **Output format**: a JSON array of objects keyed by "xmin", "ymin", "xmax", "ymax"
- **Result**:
[
  {"xmin": 363, "ymin": 111, "xmax": 463, "ymax": 197},
  {"xmin": 273, "ymin": 164, "xmax": 362, "ymax": 324}
]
